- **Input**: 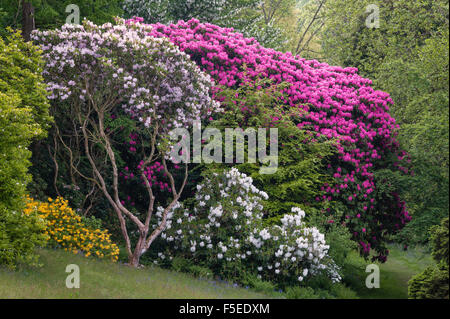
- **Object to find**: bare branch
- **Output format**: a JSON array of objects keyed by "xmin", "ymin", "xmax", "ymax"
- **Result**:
[{"xmin": 295, "ymin": 0, "xmax": 326, "ymax": 55}]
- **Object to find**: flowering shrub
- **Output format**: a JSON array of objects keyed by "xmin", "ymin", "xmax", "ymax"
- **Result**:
[
  {"xmin": 250, "ymin": 207, "xmax": 341, "ymax": 285},
  {"xmin": 126, "ymin": 17, "xmax": 411, "ymax": 260},
  {"xmin": 33, "ymin": 19, "xmax": 219, "ymax": 132},
  {"xmin": 24, "ymin": 197, "xmax": 119, "ymax": 261},
  {"xmin": 154, "ymin": 168, "xmax": 339, "ymax": 286},
  {"xmin": 32, "ymin": 19, "xmax": 220, "ymax": 266},
  {"xmin": 153, "ymin": 168, "xmax": 266, "ymax": 276}
]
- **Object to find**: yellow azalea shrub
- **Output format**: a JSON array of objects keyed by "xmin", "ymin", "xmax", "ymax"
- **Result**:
[{"xmin": 24, "ymin": 197, "xmax": 119, "ymax": 261}]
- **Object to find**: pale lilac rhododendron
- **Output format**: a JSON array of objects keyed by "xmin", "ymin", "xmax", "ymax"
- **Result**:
[
  {"xmin": 124, "ymin": 17, "xmax": 411, "ymax": 261},
  {"xmin": 32, "ymin": 20, "xmax": 220, "ymax": 133},
  {"xmin": 31, "ymin": 19, "xmax": 221, "ymax": 266}
]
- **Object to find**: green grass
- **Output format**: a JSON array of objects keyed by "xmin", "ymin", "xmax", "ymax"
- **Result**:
[
  {"xmin": 343, "ymin": 244, "xmax": 433, "ymax": 299},
  {"xmin": 0, "ymin": 249, "xmax": 275, "ymax": 299},
  {"xmin": 0, "ymin": 245, "xmax": 433, "ymax": 299}
]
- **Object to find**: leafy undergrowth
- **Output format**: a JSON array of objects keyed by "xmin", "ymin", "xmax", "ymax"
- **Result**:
[{"xmin": 0, "ymin": 249, "xmax": 275, "ymax": 299}]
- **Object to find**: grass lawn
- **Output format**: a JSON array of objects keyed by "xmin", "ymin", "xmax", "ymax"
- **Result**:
[
  {"xmin": 0, "ymin": 245, "xmax": 432, "ymax": 299},
  {"xmin": 345, "ymin": 244, "xmax": 433, "ymax": 299},
  {"xmin": 0, "ymin": 249, "xmax": 275, "ymax": 299}
]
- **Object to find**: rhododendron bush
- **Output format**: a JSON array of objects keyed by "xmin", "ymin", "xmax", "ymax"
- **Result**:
[
  {"xmin": 126, "ymin": 17, "xmax": 411, "ymax": 261},
  {"xmin": 154, "ymin": 168, "xmax": 340, "ymax": 286},
  {"xmin": 32, "ymin": 19, "xmax": 220, "ymax": 266}
]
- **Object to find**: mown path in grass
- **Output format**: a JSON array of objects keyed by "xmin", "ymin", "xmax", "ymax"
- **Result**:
[
  {"xmin": 0, "ymin": 249, "xmax": 274, "ymax": 299},
  {"xmin": 348, "ymin": 244, "xmax": 433, "ymax": 299}
]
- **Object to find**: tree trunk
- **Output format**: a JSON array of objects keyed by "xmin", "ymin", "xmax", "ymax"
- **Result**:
[
  {"xmin": 22, "ymin": 1, "xmax": 35, "ymax": 42},
  {"xmin": 128, "ymin": 237, "xmax": 145, "ymax": 267},
  {"xmin": 128, "ymin": 254, "xmax": 141, "ymax": 267}
]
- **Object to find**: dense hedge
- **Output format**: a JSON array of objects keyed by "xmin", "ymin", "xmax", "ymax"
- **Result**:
[{"xmin": 0, "ymin": 30, "xmax": 50, "ymax": 268}]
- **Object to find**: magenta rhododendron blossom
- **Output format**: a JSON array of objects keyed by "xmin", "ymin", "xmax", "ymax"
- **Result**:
[{"xmin": 124, "ymin": 17, "xmax": 411, "ymax": 260}]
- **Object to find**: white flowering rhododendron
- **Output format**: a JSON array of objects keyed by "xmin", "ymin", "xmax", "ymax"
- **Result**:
[
  {"xmin": 251, "ymin": 207, "xmax": 342, "ymax": 284},
  {"xmin": 154, "ymin": 168, "xmax": 341, "ymax": 285},
  {"xmin": 31, "ymin": 19, "xmax": 220, "ymax": 267}
]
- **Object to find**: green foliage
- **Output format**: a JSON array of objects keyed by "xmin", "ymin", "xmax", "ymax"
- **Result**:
[
  {"xmin": 321, "ymin": 0, "xmax": 449, "ymax": 246},
  {"xmin": 408, "ymin": 263, "xmax": 449, "ymax": 299},
  {"xmin": 170, "ymin": 256, "xmax": 214, "ymax": 279},
  {"xmin": 329, "ymin": 283, "xmax": 359, "ymax": 299},
  {"xmin": 187, "ymin": 265, "xmax": 214, "ymax": 280},
  {"xmin": 392, "ymin": 28, "xmax": 449, "ymax": 244},
  {"xmin": 285, "ymin": 286, "xmax": 320, "ymax": 299},
  {"xmin": 322, "ymin": 0, "xmax": 448, "ymax": 78},
  {"xmin": 298, "ymin": 200, "xmax": 358, "ymax": 280},
  {"xmin": 0, "ymin": 29, "xmax": 50, "ymax": 269},
  {"xmin": 0, "ymin": 0, "xmax": 123, "ymax": 36},
  {"xmin": 123, "ymin": 0, "xmax": 257, "ymax": 28},
  {"xmin": 212, "ymin": 77, "xmax": 336, "ymax": 219},
  {"xmin": 122, "ymin": 0, "xmax": 290, "ymax": 49},
  {"xmin": 241, "ymin": 275, "xmax": 277, "ymax": 294},
  {"xmin": 0, "ymin": 91, "xmax": 35, "ymax": 210},
  {"xmin": 0, "ymin": 206, "xmax": 47, "ymax": 269},
  {"xmin": 81, "ymin": 215, "xmax": 103, "ymax": 231},
  {"xmin": 0, "ymin": 28, "xmax": 51, "ymax": 136},
  {"xmin": 408, "ymin": 217, "xmax": 449, "ymax": 299},
  {"xmin": 0, "ymin": 29, "xmax": 49, "ymax": 210},
  {"xmin": 321, "ymin": 222, "xmax": 357, "ymax": 272},
  {"xmin": 430, "ymin": 218, "xmax": 449, "ymax": 265},
  {"xmin": 285, "ymin": 283, "xmax": 358, "ymax": 299},
  {"xmin": 170, "ymin": 256, "xmax": 191, "ymax": 272}
]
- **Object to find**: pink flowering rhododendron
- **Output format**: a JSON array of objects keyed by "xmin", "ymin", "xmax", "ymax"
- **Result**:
[{"xmin": 124, "ymin": 17, "xmax": 411, "ymax": 261}]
